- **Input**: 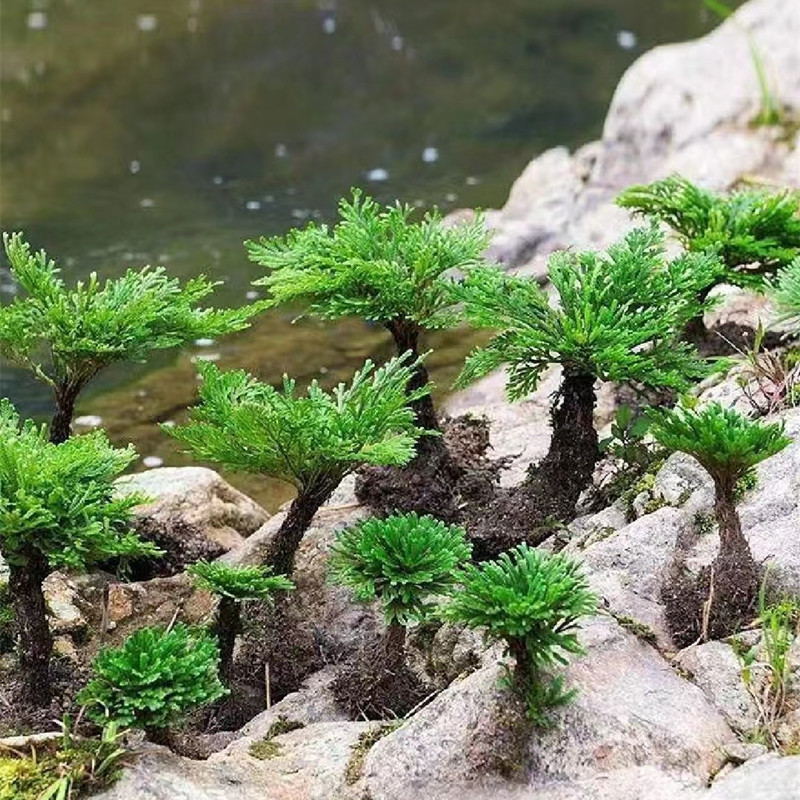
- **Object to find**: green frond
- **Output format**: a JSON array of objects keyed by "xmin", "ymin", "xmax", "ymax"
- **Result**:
[
  {"xmin": 78, "ymin": 624, "xmax": 227, "ymax": 729},
  {"xmin": 187, "ymin": 560, "xmax": 295, "ymax": 601},
  {"xmin": 329, "ymin": 512, "xmax": 471, "ymax": 625},
  {"xmin": 247, "ymin": 189, "xmax": 490, "ymax": 329},
  {"xmin": 770, "ymin": 256, "xmax": 800, "ymax": 324},
  {"xmin": 0, "ymin": 399, "xmax": 160, "ymax": 570},
  {"xmin": 164, "ymin": 355, "xmax": 430, "ymax": 492},
  {"xmin": 455, "ymin": 226, "xmax": 715, "ymax": 399},
  {"xmin": 649, "ymin": 402, "xmax": 791, "ymax": 485}
]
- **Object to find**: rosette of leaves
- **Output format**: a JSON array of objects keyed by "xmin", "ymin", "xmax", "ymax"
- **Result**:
[
  {"xmin": 165, "ymin": 355, "xmax": 430, "ymax": 574},
  {"xmin": 0, "ymin": 399, "xmax": 160, "ymax": 707},
  {"xmin": 188, "ymin": 560, "xmax": 295, "ymax": 682},
  {"xmin": 456, "ymin": 226, "xmax": 716, "ymax": 532},
  {"xmin": 442, "ymin": 544, "xmax": 596, "ymax": 725},
  {"xmin": 650, "ymin": 402, "xmax": 790, "ymax": 639},
  {"xmin": 0, "ymin": 232, "xmax": 263, "ymax": 443},
  {"xmin": 617, "ymin": 176, "xmax": 800, "ymax": 293},
  {"xmin": 78, "ymin": 624, "xmax": 226, "ymax": 742}
]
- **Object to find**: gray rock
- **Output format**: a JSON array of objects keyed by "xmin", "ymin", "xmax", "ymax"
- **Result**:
[
  {"xmin": 707, "ymin": 755, "xmax": 800, "ymax": 799},
  {"xmin": 675, "ymin": 641, "xmax": 760, "ymax": 733}
]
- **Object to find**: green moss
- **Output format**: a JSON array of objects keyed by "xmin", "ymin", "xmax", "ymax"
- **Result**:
[
  {"xmin": 0, "ymin": 582, "xmax": 14, "ymax": 655},
  {"xmin": 345, "ymin": 723, "xmax": 401, "ymax": 786},
  {"xmin": 612, "ymin": 614, "xmax": 658, "ymax": 645},
  {"xmin": 733, "ymin": 468, "xmax": 758, "ymax": 501},
  {"xmin": 247, "ymin": 715, "xmax": 305, "ymax": 760},
  {"xmin": 693, "ymin": 512, "xmax": 716, "ymax": 536}
]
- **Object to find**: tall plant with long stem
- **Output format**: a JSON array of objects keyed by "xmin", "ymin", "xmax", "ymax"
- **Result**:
[
  {"xmin": 165, "ymin": 355, "xmax": 430, "ymax": 574},
  {"xmin": 0, "ymin": 400, "xmax": 159, "ymax": 706},
  {"xmin": 0, "ymin": 233, "xmax": 262, "ymax": 443},
  {"xmin": 456, "ymin": 226, "xmax": 717, "ymax": 540},
  {"xmin": 650, "ymin": 402, "xmax": 790, "ymax": 638}
]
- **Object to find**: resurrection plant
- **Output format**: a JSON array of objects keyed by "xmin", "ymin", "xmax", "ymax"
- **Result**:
[
  {"xmin": 166, "ymin": 355, "xmax": 430, "ymax": 574},
  {"xmin": 442, "ymin": 544, "xmax": 597, "ymax": 725},
  {"xmin": 617, "ymin": 176, "xmax": 800, "ymax": 295},
  {"xmin": 78, "ymin": 624, "xmax": 227, "ymax": 744},
  {"xmin": 0, "ymin": 232, "xmax": 262, "ymax": 443},
  {"xmin": 0, "ymin": 399, "xmax": 159, "ymax": 707},
  {"xmin": 456, "ymin": 225, "xmax": 716, "ymax": 528},
  {"xmin": 650, "ymin": 402, "xmax": 790, "ymax": 638},
  {"xmin": 330, "ymin": 513, "xmax": 472, "ymax": 671},
  {"xmin": 188, "ymin": 560, "xmax": 295, "ymax": 682}
]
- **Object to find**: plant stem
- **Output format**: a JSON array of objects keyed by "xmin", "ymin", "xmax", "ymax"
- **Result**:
[
  {"xmin": 509, "ymin": 638, "xmax": 533, "ymax": 693},
  {"xmin": 527, "ymin": 369, "xmax": 598, "ymax": 519},
  {"xmin": 8, "ymin": 545, "xmax": 52, "ymax": 706},
  {"xmin": 264, "ymin": 480, "xmax": 338, "ymax": 575},
  {"xmin": 50, "ymin": 381, "xmax": 81, "ymax": 445},
  {"xmin": 215, "ymin": 596, "xmax": 241, "ymax": 684},
  {"xmin": 381, "ymin": 620, "xmax": 407, "ymax": 675}
]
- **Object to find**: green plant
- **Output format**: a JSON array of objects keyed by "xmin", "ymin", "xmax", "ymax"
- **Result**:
[
  {"xmin": 344, "ymin": 722, "xmax": 401, "ymax": 785},
  {"xmin": 248, "ymin": 716, "xmax": 305, "ymax": 760},
  {"xmin": 0, "ymin": 232, "xmax": 262, "ymax": 444},
  {"xmin": 650, "ymin": 403, "xmax": 791, "ymax": 637},
  {"xmin": 456, "ymin": 226, "xmax": 715, "ymax": 524},
  {"xmin": 330, "ymin": 513, "xmax": 471, "ymax": 675},
  {"xmin": 0, "ymin": 399, "xmax": 159, "ymax": 706},
  {"xmin": 165, "ymin": 355, "xmax": 430, "ymax": 574},
  {"xmin": 617, "ymin": 177, "xmax": 800, "ymax": 294},
  {"xmin": 441, "ymin": 544, "xmax": 597, "ymax": 725},
  {"xmin": 0, "ymin": 717, "xmax": 128, "ymax": 800},
  {"xmin": 703, "ymin": 0, "xmax": 782, "ymax": 126},
  {"xmin": 187, "ymin": 560, "xmax": 294, "ymax": 682},
  {"xmin": 78, "ymin": 624, "xmax": 226, "ymax": 742}
]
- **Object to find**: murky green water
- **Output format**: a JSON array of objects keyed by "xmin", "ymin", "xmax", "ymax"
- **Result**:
[{"xmin": 1, "ymin": 0, "xmax": 733, "ymax": 509}]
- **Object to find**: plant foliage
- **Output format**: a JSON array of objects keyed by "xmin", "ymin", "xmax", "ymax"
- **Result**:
[
  {"xmin": 0, "ymin": 399, "xmax": 158, "ymax": 570},
  {"xmin": 617, "ymin": 176, "xmax": 800, "ymax": 287},
  {"xmin": 187, "ymin": 560, "xmax": 295, "ymax": 602},
  {"xmin": 648, "ymin": 402, "xmax": 790, "ymax": 484},
  {"xmin": 246, "ymin": 189, "xmax": 489, "ymax": 329},
  {"xmin": 0, "ymin": 232, "xmax": 262, "ymax": 399},
  {"xmin": 771, "ymin": 256, "xmax": 800, "ymax": 325},
  {"xmin": 329, "ymin": 512, "xmax": 472, "ymax": 625},
  {"xmin": 78, "ymin": 624, "xmax": 227, "ymax": 730},
  {"xmin": 456, "ymin": 226, "xmax": 717, "ymax": 400},
  {"xmin": 165, "ymin": 356, "xmax": 431, "ymax": 491}
]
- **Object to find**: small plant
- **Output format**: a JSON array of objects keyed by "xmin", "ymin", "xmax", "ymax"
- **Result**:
[
  {"xmin": 166, "ymin": 355, "xmax": 429, "ymax": 574},
  {"xmin": 456, "ymin": 226, "xmax": 714, "ymax": 529},
  {"xmin": 442, "ymin": 544, "xmax": 597, "ymax": 725},
  {"xmin": 0, "ymin": 399, "xmax": 159, "ymax": 706},
  {"xmin": 617, "ymin": 177, "xmax": 800, "ymax": 296},
  {"xmin": 187, "ymin": 560, "xmax": 294, "ymax": 682},
  {"xmin": 248, "ymin": 716, "xmax": 305, "ymax": 760},
  {"xmin": 78, "ymin": 624, "xmax": 226, "ymax": 743},
  {"xmin": 0, "ymin": 232, "xmax": 262, "ymax": 443},
  {"xmin": 703, "ymin": 0, "xmax": 783, "ymax": 126},
  {"xmin": 247, "ymin": 190, "xmax": 490, "ymax": 516},
  {"xmin": 650, "ymin": 403, "xmax": 790, "ymax": 638},
  {"xmin": 0, "ymin": 716, "xmax": 128, "ymax": 800},
  {"xmin": 329, "ymin": 513, "xmax": 471, "ymax": 718}
]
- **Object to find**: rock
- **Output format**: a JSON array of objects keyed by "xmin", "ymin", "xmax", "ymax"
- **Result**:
[
  {"xmin": 360, "ymin": 616, "xmax": 735, "ymax": 799},
  {"xmin": 675, "ymin": 641, "xmax": 760, "ymax": 733},
  {"xmin": 706, "ymin": 754, "xmax": 800, "ymax": 799},
  {"xmin": 116, "ymin": 467, "xmax": 268, "ymax": 552}
]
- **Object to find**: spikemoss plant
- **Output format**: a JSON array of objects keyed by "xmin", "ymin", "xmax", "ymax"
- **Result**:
[
  {"xmin": 78, "ymin": 624, "xmax": 226, "ymax": 743},
  {"xmin": 0, "ymin": 399, "xmax": 159, "ymax": 707},
  {"xmin": 166, "ymin": 355, "xmax": 430, "ymax": 574},
  {"xmin": 188, "ymin": 560, "xmax": 294, "ymax": 682},
  {"xmin": 0, "ymin": 232, "xmax": 262, "ymax": 443},
  {"xmin": 442, "ymin": 544, "xmax": 597, "ymax": 725},
  {"xmin": 650, "ymin": 402, "xmax": 790, "ymax": 637},
  {"xmin": 456, "ymin": 225, "xmax": 715, "ymax": 525}
]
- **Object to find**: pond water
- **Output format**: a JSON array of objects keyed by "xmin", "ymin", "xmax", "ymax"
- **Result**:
[{"xmin": 0, "ymin": 0, "xmax": 732, "ymax": 509}]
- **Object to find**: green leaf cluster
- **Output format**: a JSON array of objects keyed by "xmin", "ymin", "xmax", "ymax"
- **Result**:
[
  {"xmin": 617, "ymin": 176, "xmax": 800, "ymax": 287},
  {"xmin": 770, "ymin": 256, "xmax": 800, "ymax": 325},
  {"xmin": 78, "ymin": 624, "xmax": 227, "ymax": 730},
  {"xmin": 247, "ymin": 189, "xmax": 489, "ymax": 329},
  {"xmin": 649, "ymin": 402, "xmax": 791, "ymax": 485},
  {"xmin": 329, "ymin": 512, "xmax": 472, "ymax": 625},
  {"xmin": 456, "ymin": 226, "xmax": 716, "ymax": 400},
  {"xmin": 187, "ymin": 560, "xmax": 295, "ymax": 602},
  {"xmin": 0, "ymin": 399, "xmax": 159, "ymax": 569},
  {"xmin": 165, "ymin": 356, "xmax": 430, "ymax": 491},
  {"xmin": 0, "ymin": 232, "xmax": 262, "ymax": 392}
]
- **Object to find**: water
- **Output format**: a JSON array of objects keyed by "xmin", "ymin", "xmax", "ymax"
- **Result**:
[{"xmin": 0, "ymin": 0, "xmax": 734, "ymax": 509}]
